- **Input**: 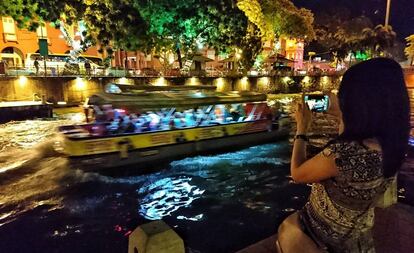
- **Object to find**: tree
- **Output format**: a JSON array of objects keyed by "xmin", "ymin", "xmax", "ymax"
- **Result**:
[
  {"xmin": 136, "ymin": 0, "xmax": 249, "ymax": 69},
  {"xmin": 1, "ymin": 0, "xmax": 315, "ymax": 73},
  {"xmin": 1, "ymin": 0, "xmax": 148, "ymax": 51},
  {"xmin": 405, "ymin": 35, "xmax": 414, "ymax": 66},
  {"xmin": 236, "ymin": 0, "xmax": 273, "ymax": 40},
  {"xmin": 375, "ymin": 25, "xmax": 397, "ymax": 55},
  {"xmin": 237, "ymin": 0, "xmax": 315, "ymax": 41},
  {"xmin": 261, "ymin": 0, "xmax": 315, "ymax": 40},
  {"xmin": 238, "ymin": 23, "xmax": 263, "ymax": 73},
  {"xmin": 236, "ymin": 0, "xmax": 315, "ymax": 71},
  {"xmin": 318, "ymin": 18, "xmax": 394, "ymax": 63},
  {"xmin": 311, "ymin": 6, "xmax": 397, "ymax": 64}
]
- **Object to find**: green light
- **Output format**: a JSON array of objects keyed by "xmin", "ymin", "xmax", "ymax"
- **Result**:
[{"xmin": 355, "ymin": 51, "xmax": 368, "ymax": 61}]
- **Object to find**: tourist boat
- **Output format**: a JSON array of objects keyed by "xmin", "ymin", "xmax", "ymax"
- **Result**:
[{"xmin": 56, "ymin": 83, "xmax": 290, "ymax": 170}]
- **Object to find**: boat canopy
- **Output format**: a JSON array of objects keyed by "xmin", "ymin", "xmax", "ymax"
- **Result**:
[
  {"xmin": 88, "ymin": 84, "xmax": 267, "ymax": 110},
  {"xmin": 105, "ymin": 83, "xmax": 217, "ymax": 93}
]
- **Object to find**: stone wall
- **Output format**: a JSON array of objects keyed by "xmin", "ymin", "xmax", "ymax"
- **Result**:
[{"xmin": 0, "ymin": 75, "xmax": 345, "ymax": 105}]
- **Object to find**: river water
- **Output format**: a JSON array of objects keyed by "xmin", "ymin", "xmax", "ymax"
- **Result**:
[{"xmin": 0, "ymin": 91, "xmax": 413, "ymax": 253}]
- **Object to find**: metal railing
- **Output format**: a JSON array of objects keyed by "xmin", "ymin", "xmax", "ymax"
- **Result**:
[{"xmin": 0, "ymin": 64, "xmax": 343, "ymax": 78}]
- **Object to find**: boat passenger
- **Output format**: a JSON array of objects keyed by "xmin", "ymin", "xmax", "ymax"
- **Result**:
[
  {"xmin": 117, "ymin": 116, "xmax": 125, "ymax": 133},
  {"xmin": 117, "ymin": 115, "xmax": 132, "ymax": 133},
  {"xmin": 185, "ymin": 109, "xmax": 196, "ymax": 127},
  {"xmin": 140, "ymin": 113, "xmax": 151, "ymax": 131},
  {"xmin": 173, "ymin": 112, "xmax": 184, "ymax": 128},
  {"xmin": 224, "ymin": 105, "xmax": 232, "ymax": 122},
  {"xmin": 199, "ymin": 114, "xmax": 216, "ymax": 126},
  {"xmin": 93, "ymin": 105, "xmax": 106, "ymax": 122},
  {"xmin": 113, "ymin": 108, "xmax": 125, "ymax": 121},
  {"xmin": 214, "ymin": 105, "xmax": 225, "ymax": 123},
  {"xmin": 103, "ymin": 104, "xmax": 115, "ymax": 121},
  {"xmin": 230, "ymin": 108, "xmax": 241, "ymax": 122},
  {"xmin": 169, "ymin": 118, "xmax": 175, "ymax": 130},
  {"xmin": 148, "ymin": 111, "xmax": 161, "ymax": 131},
  {"xmin": 124, "ymin": 120, "xmax": 136, "ymax": 133},
  {"xmin": 195, "ymin": 109, "xmax": 204, "ymax": 125},
  {"xmin": 160, "ymin": 112, "xmax": 171, "ymax": 130},
  {"xmin": 107, "ymin": 118, "xmax": 120, "ymax": 134},
  {"xmin": 134, "ymin": 114, "xmax": 145, "ymax": 133}
]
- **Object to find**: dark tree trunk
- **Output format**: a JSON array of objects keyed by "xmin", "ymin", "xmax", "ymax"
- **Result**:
[{"xmin": 176, "ymin": 43, "xmax": 182, "ymax": 69}]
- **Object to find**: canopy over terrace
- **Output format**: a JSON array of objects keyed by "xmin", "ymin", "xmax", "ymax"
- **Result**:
[
  {"xmin": 87, "ymin": 87, "xmax": 267, "ymax": 111},
  {"xmin": 219, "ymin": 55, "xmax": 237, "ymax": 63},
  {"xmin": 180, "ymin": 54, "xmax": 214, "ymax": 72},
  {"xmin": 182, "ymin": 54, "xmax": 214, "ymax": 63},
  {"xmin": 265, "ymin": 54, "xmax": 295, "ymax": 65}
]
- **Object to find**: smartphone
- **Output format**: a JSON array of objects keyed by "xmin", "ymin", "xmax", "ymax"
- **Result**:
[{"xmin": 304, "ymin": 94, "xmax": 329, "ymax": 112}]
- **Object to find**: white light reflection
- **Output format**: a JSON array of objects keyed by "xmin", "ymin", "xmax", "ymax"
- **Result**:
[
  {"xmin": 0, "ymin": 159, "xmax": 28, "ymax": 174},
  {"xmin": 69, "ymin": 113, "xmax": 85, "ymax": 123},
  {"xmin": 138, "ymin": 176, "xmax": 205, "ymax": 220},
  {"xmin": 177, "ymin": 214, "xmax": 204, "ymax": 221}
]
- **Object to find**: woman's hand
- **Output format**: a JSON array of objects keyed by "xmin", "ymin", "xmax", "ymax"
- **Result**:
[
  {"xmin": 326, "ymin": 90, "xmax": 341, "ymax": 118},
  {"xmin": 295, "ymin": 96, "xmax": 312, "ymax": 135}
]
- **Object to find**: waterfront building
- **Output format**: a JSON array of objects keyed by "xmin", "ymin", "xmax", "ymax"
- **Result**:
[
  {"xmin": 0, "ymin": 16, "xmax": 305, "ymax": 74},
  {"xmin": 0, "ymin": 17, "xmax": 99, "ymax": 67}
]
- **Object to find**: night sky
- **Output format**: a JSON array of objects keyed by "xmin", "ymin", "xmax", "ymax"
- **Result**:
[{"xmin": 293, "ymin": 0, "xmax": 414, "ymax": 40}]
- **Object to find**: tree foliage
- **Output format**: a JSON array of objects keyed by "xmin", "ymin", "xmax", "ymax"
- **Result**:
[
  {"xmin": 237, "ymin": 0, "xmax": 315, "ymax": 41},
  {"xmin": 137, "ymin": 0, "xmax": 249, "ymax": 68},
  {"xmin": 261, "ymin": 0, "xmax": 315, "ymax": 40},
  {"xmin": 405, "ymin": 35, "xmax": 414, "ymax": 66},
  {"xmin": 237, "ymin": 0, "xmax": 273, "ymax": 40},
  {"xmin": 0, "ymin": 0, "xmax": 147, "ymax": 52},
  {"xmin": 238, "ymin": 23, "xmax": 263, "ymax": 72},
  {"xmin": 314, "ymin": 10, "xmax": 397, "ymax": 62},
  {"xmin": 1, "ymin": 0, "xmax": 314, "ymax": 71}
]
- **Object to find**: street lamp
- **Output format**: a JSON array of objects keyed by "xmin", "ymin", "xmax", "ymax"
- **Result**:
[
  {"xmin": 385, "ymin": 0, "xmax": 391, "ymax": 28},
  {"xmin": 308, "ymin": 51, "xmax": 316, "ymax": 71}
]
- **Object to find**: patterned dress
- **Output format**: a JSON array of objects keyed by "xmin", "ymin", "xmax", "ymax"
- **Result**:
[{"xmin": 300, "ymin": 141, "xmax": 390, "ymax": 253}]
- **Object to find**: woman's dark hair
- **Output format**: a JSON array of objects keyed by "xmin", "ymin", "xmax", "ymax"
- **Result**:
[{"xmin": 338, "ymin": 58, "xmax": 410, "ymax": 178}]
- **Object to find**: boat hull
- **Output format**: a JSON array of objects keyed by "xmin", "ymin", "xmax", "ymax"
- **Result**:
[{"xmin": 67, "ymin": 127, "xmax": 289, "ymax": 171}]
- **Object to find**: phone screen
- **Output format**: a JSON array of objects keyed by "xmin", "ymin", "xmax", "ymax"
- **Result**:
[{"xmin": 304, "ymin": 95, "xmax": 329, "ymax": 112}]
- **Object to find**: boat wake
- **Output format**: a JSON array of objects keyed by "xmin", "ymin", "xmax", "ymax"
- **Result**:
[
  {"xmin": 0, "ymin": 137, "xmax": 65, "ymax": 216},
  {"xmin": 0, "ymin": 137, "xmax": 114, "ymax": 228}
]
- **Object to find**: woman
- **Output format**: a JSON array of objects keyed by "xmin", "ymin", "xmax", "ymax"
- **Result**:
[{"xmin": 277, "ymin": 58, "xmax": 410, "ymax": 253}]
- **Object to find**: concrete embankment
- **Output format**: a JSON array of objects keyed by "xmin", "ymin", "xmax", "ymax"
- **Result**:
[{"xmin": 0, "ymin": 75, "xmax": 342, "ymax": 105}]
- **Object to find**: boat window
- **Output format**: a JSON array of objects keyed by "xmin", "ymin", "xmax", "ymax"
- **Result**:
[
  {"xmin": 105, "ymin": 83, "xmax": 122, "ymax": 94},
  {"xmin": 82, "ymin": 101, "xmax": 273, "ymax": 137}
]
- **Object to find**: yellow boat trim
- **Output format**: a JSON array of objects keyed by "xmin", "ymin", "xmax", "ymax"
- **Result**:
[{"xmin": 62, "ymin": 120, "xmax": 270, "ymax": 157}]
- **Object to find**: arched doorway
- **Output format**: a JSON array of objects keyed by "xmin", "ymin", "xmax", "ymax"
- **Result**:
[{"xmin": 1, "ymin": 47, "xmax": 24, "ymax": 67}]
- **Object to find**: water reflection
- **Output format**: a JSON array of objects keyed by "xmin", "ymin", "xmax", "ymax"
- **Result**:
[
  {"xmin": 138, "ymin": 176, "xmax": 205, "ymax": 220},
  {"xmin": 136, "ymin": 143, "xmax": 294, "ymax": 222}
]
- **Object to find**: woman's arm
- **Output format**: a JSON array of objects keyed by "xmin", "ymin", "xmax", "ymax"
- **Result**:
[
  {"xmin": 291, "ymin": 146, "xmax": 339, "ymax": 183},
  {"xmin": 290, "ymin": 98, "xmax": 339, "ymax": 183}
]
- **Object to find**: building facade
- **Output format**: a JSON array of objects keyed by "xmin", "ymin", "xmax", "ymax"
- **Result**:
[
  {"xmin": 0, "ymin": 17, "xmax": 99, "ymax": 67},
  {"xmin": 1, "ymin": 16, "xmax": 304, "ymax": 73}
]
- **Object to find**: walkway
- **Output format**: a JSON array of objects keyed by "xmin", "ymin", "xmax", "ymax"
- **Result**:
[{"xmin": 236, "ymin": 203, "xmax": 414, "ymax": 253}]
